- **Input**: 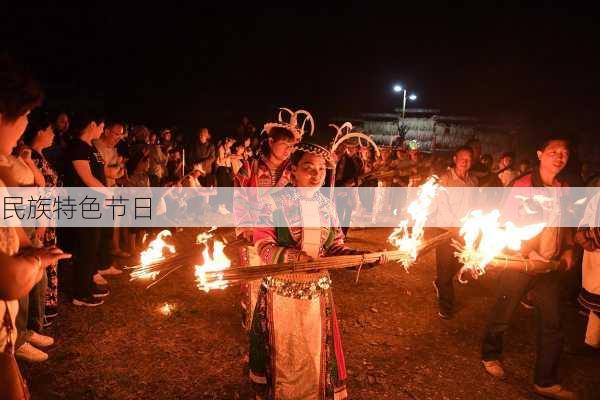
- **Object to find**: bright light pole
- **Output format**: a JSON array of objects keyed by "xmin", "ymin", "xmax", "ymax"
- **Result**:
[
  {"xmin": 393, "ymin": 84, "xmax": 418, "ymax": 118},
  {"xmin": 393, "ymin": 84, "xmax": 418, "ymax": 145}
]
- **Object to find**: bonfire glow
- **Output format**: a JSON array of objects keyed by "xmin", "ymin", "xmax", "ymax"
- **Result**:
[
  {"xmin": 195, "ymin": 240, "xmax": 231, "ymax": 292},
  {"xmin": 454, "ymin": 210, "xmax": 545, "ymax": 282},
  {"xmin": 387, "ymin": 176, "xmax": 440, "ymax": 269}
]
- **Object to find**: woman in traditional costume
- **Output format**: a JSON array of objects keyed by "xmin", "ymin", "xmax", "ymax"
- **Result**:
[
  {"xmin": 235, "ymin": 108, "xmax": 312, "ymax": 331},
  {"xmin": 249, "ymin": 142, "xmax": 386, "ymax": 400}
]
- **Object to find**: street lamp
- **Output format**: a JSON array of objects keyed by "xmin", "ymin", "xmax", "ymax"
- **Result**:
[
  {"xmin": 392, "ymin": 84, "xmax": 419, "ymax": 145},
  {"xmin": 392, "ymin": 84, "xmax": 418, "ymax": 118}
]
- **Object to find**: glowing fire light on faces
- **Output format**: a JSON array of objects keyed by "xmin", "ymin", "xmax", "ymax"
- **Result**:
[
  {"xmin": 195, "ymin": 240, "xmax": 231, "ymax": 292},
  {"xmin": 454, "ymin": 210, "xmax": 545, "ymax": 283},
  {"xmin": 387, "ymin": 176, "xmax": 440, "ymax": 270},
  {"xmin": 130, "ymin": 230, "xmax": 176, "ymax": 281}
]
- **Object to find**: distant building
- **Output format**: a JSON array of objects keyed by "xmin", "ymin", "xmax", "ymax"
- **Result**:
[{"xmin": 333, "ymin": 109, "xmax": 519, "ymax": 157}]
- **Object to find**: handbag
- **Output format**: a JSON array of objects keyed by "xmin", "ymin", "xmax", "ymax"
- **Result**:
[{"xmin": 0, "ymin": 301, "xmax": 30, "ymax": 400}]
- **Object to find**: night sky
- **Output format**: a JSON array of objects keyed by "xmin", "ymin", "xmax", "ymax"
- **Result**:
[{"xmin": 2, "ymin": 5, "xmax": 598, "ymax": 137}]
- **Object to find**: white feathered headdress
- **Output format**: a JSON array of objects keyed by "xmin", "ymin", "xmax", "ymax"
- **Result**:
[
  {"xmin": 262, "ymin": 107, "xmax": 315, "ymax": 141},
  {"xmin": 329, "ymin": 122, "xmax": 381, "ymax": 158}
]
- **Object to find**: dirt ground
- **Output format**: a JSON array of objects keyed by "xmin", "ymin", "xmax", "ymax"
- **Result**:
[{"xmin": 22, "ymin": 228, "xmax": 600, "ymax": 400}]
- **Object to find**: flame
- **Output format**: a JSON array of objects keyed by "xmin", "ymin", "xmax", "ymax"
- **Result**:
[
  {"xmin": 195, "ymin": 240, "xmax": 231, "ymax": 292},
  {"xmin": 455, "ymin": 210, "xmax": 545, "ymax": 282},
  {"xmin": 131, "ymin": 230, "xmax": 176, "ymax": 280},
  {"xmin": 387, "ymin": 176, "xmax": 440, "ymax": 269},
  {"xmin": 196, "ymin": 226, "xmax": 217, "ymax": 244}
]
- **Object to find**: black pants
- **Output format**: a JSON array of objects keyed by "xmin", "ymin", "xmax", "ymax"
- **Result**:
[
  {"xmin": 336, "ymin": 195, "xmax": 353, "ymax": 237},
  {"xmin": 67, "ymin": 227, "xmax": 101, "ymax": 299},
  {"xmin": 99, "ymin": 227, "xmax": 115, "ymax": 271},
  {"xmin": 435, "ymin": 237, "xmax": 462, "ymax": 313},
  {"xmin": 482, "ymin": 270, "xmax": 563, "ymax": 387},
  {"xmin": 358, "ymin": 180, "xmax": 377, "ymax": 212}
]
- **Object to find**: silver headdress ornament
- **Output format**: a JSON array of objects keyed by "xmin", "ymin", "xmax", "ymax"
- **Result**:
[
  {"xmin": 330, "ymin": 122, "xmax": 381, "ymax": 158},
  {"xmin": 294, "ymin": 142, "xmax": 333, "ymax": 164},
  {"xmin": 262, "ymin": 107, "xmax": 315, "ymax": 141},
  {"xmin": 329, "ymin": 122, "xmax": 353, "ymax": 146}
]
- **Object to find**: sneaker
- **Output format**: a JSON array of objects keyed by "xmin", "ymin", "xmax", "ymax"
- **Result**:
[
  {"xmin": 432, "ymin": 280, "xmax": 440, "ymax": 299},
  {"xmin": 98, "ymin": 265, "xmax": 123, "ymax": 276},
  {"xmin": 521, "ymin": 292, "xmax": 535, "ymax": 309},
  {"xmin": 93, "ymin": 273, "xmax": 109, "ymax": 286},
  {"xmin": 532, "ymin": 384, "xmax": 578, "ymax": 400},
  {"xmin": 92, "ymin": 286, "xmax": 110, "ymax": 298},
  {"xmin": 482, "ymin": 360, "xmax": 505, "ymax": 379},
  {"xmin": 438, "ymin": 309, "xmax": 453, "ymax": 320},
  {"xmin": 72, "ymin": 296, "xmax": 104, "ymax": 307},
  {"xmin": 45, "ymin": 306, "xmax": 58, "ymax": 318},
  {"xmin": 520, "ymin": 299, "xmax": 535, "ymax": 310},
  {"xmin": 28, "ymin": 331, "xmax": 54, "ymax": 348},
  {"xmin": 15, "ymin": 342, "xmax": 48, "ymax": 362}
]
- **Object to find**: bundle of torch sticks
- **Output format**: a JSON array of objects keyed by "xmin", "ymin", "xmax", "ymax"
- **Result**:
[
  {"xmin": 129, "ymin": 230, "xmax": 451, "ymax": 290},
  {"xmin": 128, "ymin": 252, "xmax": 198, "ymax": 288},
  {"xmin": 451, "ymin": 239, "xmax": 563, "ymax": 283},
  {"xmin": 195, "ymin": 230, "xmax": 451, "ymax": 291},
  {"xmin": 484, "ymin": 254, "xmax": 561, "ymax": 273}
]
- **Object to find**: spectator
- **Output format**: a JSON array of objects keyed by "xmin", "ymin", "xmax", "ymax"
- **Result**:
[
  {"xmin": 496, "ymin": 151, "xmax": 519, "ymax": 187},
  {"xmin": 166, "ymin": 148, "xmax": 183, "ymax": 183},
  {"xmin": 125, "ymin": 150, "xmax": 151, "ymax": 254},
  {"xmin": 190, "ymin": 127, "xmax": 215, "ymax": 177},
  {"xmin": 160, "ymin": 129, "xmax": 174, "ymax": 154},
  {"xmin": 0, "ymin": 55, "xmax": 70, "ymax": 369},
  {"xmin": 148, "ymin": 131, "xmax": 168, "ymax": 186},
  {"xmin": 215, "ymin": 137, "xmax": 235, "ymax": 215},
  {"xmin": 94, "ymin": 122, "xmax": 126, "ymax": 187},
  {"xmin": 22, "ymin": 114, "xmax": 61, "ymax": 322},
  {"xmin": 231, "ymin": 140, "xmax": 246, "ymax": 175},
  {"xmin": 574, "ymin": 188, "xmax": 600, "ymax": 352},
  {"xmin": 481, "ymin": 135, "xmax": 576, "ymax": 399},
  {"xmin": 518, "ymin": 159, "xmax": 531, "ymax": 175},
  {"xmin": 431, "ymin": 145, "xmax": 479, "ymax": 319},
  {"xmin": 243, "ymin": 135, "xmax": 253, "ymax": 159},
  {"xmin": 466, "ymin": 138, "xmax": 487, "ymax": 176},
  {"xmin": 62, "ymin": 112, "xmax": 110, "ymax": 307},
  {"xmin": 477, "ymin": 154, "xmax": 503, "ymax": 187},
  {"xmin": 236, "ymin": 115, "xmax": 256, "ymax": 141},
  {"xmin": 93, "ymin": 122, "xmax": 129, "ymax": 264},
  {"xmin": 43, "ymin": 112, "xmax": 71, "ymax": 176}
]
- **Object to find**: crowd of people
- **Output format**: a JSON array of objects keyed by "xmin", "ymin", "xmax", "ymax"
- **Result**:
[{"xmin": 1, "ymin": 55, "xmax": 599, "ymax": 400}]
